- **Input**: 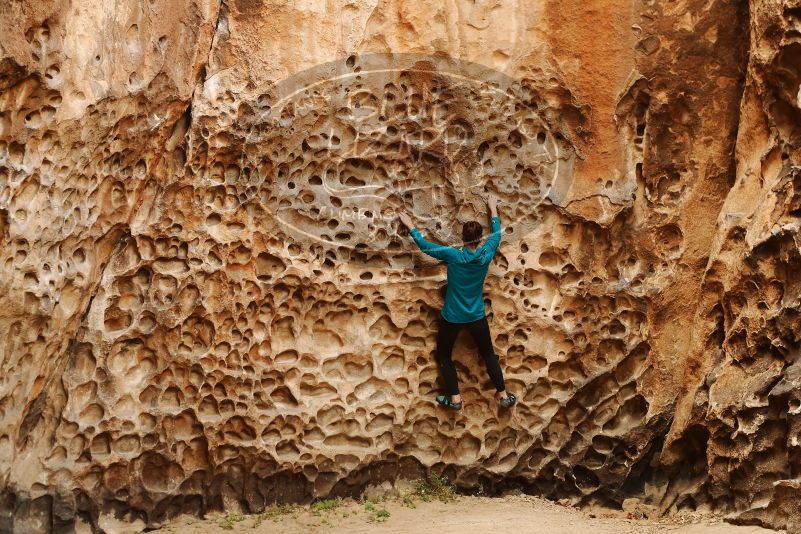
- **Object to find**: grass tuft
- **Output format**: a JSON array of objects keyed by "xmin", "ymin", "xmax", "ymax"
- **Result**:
[
  {"xmin": 310, "ymin": 498, "xmax": 341, "ymax": 515},
  {"xmin": 364, "ymin": 502, "xmax": 391, "ymax": 522},
  {"xmin": 252, "ymin": 503, "xmax": 296, "ymax": 527},
  {"xmin": 218, "ymin": 511, "xmax": 246, "ymax": 530},
  {"xmin": 413, "ymin": 473, "xmax": 456, "ymax": 503}
]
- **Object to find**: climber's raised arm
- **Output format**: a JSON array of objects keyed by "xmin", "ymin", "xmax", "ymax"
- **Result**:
[
  {"xmin": 483, "ymin": 194, "xmax": 502, "ymax": 256},
  {"xmin": 398, "ymin": 212, "xmax": 461, "ymax": 263}
]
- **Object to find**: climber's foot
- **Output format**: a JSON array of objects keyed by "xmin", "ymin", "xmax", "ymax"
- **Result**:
[
  {"xmin": 436, "ymin": 394, "xmax": 462, "ymax": 411},
  {"xmin": 496, "ymin": 391, "xmax": 517, "ymax": 408}
]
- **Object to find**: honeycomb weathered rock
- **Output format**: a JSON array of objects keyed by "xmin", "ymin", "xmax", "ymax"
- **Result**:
[{"xmin": 0, "ymin": 0, "xmax": 799, "ymax": 532}]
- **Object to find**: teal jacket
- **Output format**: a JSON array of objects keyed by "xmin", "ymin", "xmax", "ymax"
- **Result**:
[{"xmin": 409, "ymin": 216, "xmax": 502, "ymax": 323}]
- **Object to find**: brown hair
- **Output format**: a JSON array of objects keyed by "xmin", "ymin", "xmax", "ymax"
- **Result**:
[{"xmin": 462, "ymin": 221, "xmax": 483, "ymax": 247}]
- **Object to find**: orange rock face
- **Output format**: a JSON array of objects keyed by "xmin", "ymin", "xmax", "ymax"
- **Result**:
[{"xmin": 0, "ymin": 0, "xmax": 798, "ymax": 532}]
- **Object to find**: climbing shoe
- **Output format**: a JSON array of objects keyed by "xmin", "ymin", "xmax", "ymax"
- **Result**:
[
  {"xmin": 497, "ymin": 392, "xmax": 517, "ymax": 408},
  {"xmin": 436, "ymin": 394, "xmax": 462, "ymax": 411}
]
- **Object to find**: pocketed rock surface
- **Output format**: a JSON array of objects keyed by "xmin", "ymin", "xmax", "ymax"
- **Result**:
[{"xmin": 1, "ymin": 0, "xmax": 800, "ymax": 532}]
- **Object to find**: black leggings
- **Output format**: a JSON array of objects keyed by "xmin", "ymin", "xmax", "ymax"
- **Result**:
[{"xmin": 435, "ymin": 316, "xmax": 506, "ymax": 396}]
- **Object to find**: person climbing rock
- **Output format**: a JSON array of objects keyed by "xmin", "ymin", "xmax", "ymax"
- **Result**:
[{"xmin": 398, "ymin": 194, "xmax": 517, "ymax": 411}]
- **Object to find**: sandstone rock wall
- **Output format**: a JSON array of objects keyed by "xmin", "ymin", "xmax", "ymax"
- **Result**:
[
  {"xmin": 662, "ymin": 1, "xmax": 801, "ymax": 530},
  {"xmin": 0, "ymin": 0, "xmax": 797, "ymax": 532}
]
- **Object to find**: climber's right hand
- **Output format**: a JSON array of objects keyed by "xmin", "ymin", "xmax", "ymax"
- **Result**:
[
  {"xmin": 398, "ymin": 212, "xmax": 414, "ymax": 229},
  {"xmin": 487, "ymin": 193, "xmax": 499, "ymax": 217}
]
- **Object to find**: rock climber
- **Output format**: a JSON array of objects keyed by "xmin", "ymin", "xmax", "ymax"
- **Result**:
[{"xmin": 398, "ymin": 194, "xmax": 517, "ymax": 410}]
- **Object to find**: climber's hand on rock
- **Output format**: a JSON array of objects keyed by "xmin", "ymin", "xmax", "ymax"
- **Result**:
[
  {"xmin": 487, "ymin": 194, "xmax": 499, "ymax": 217},
  {"xmin": 398, "ymin": 212, "xmax": 414, "ymax": 229}
]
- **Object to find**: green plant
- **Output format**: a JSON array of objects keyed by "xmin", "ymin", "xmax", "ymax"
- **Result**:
[
  {"xmin": 218, "ymin": 511, "xmax": 246, "ymax": 530},
  {"xmin": 414, "ymin": 473, "xmax": 456, "ymax": 503},
  {"xmin": 364, "ymin": 502, "xmax": 390, "ymax": 523},
  {"xmin": 310, "ymin": 498, "xmax": 341, "ymax": 515},
  {"xmin": 257, "ymin": 502, "xmax": 297, "ymax": 526},
  {"xmin": 401, "ymin": 494, "xmax": 417, "ymax": 508}
]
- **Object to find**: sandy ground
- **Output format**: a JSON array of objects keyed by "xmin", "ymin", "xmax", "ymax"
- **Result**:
[{"xmin": 146, "ymin": 495, "xmax": 783, "ymax": 534}]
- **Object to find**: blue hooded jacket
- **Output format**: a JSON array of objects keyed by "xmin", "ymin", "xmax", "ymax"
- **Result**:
[{"xmin": 409, "ymin": 216, "xmax": 502, "ymax": 323}]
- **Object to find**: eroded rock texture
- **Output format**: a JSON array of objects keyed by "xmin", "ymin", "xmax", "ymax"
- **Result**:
[{"xmin": 0, "ymin": 0, "xmax": 798, "ymax": 532}]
